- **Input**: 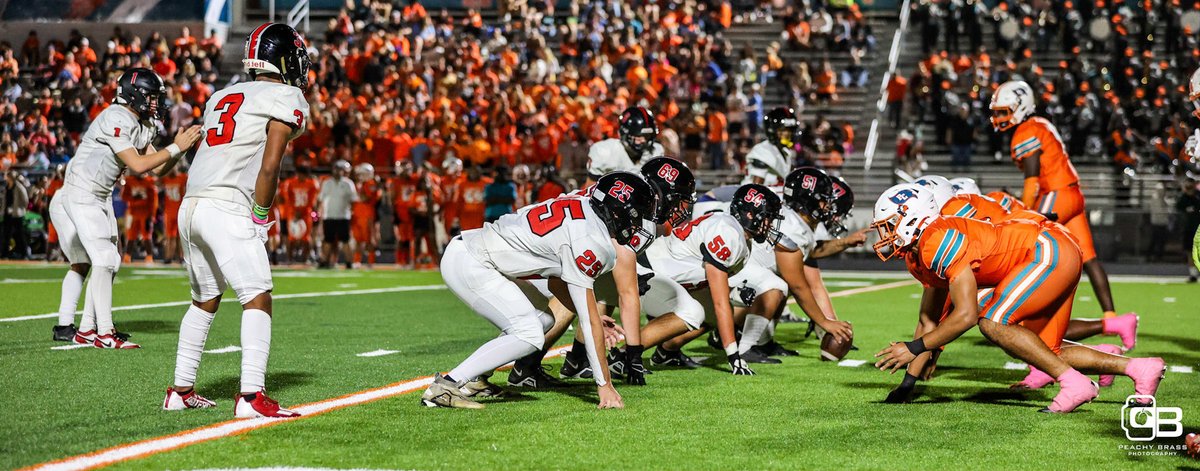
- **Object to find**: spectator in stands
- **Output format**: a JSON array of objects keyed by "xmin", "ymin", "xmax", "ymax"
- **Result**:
[
  {"xmin": 2, "ymin": 169, "xmax": 29, "ymax": 259},
  {"xmin": 947, "ymin": 103, "xmax": 978, "ymax": 172},
  {"xmin": 705, "ymin": 103, "xmax": 729, "ymax": 170},
  {"xmin": 886, "ymin": 71, "xmax": 907, "ymax": 129},
  {"xmin": 319, "ymin": 161, "xmax": 358, "ymax": 269},
  {"xmin": 484, "ymin": 166, "xmax": 516, "ymax": 224}
]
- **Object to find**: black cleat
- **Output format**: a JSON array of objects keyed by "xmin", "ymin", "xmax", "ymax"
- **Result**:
[
  {"xmin": 606, "ymin": 349, "xmax": 625, "ymax": 379},
  {"xmin": 52, "ymin": 324, "xmax": 77, "ymax": 342},
  {"xmin": 559, "ymin": 354, "xmax": 594, "ymax": 379},
  {"xmin": 742, "ymin": 347, "xmax": 783, "ymax": 364},
  {"xmin": 114, "ymin": 330, "xmax": 131, "ymax": 341},
  {"xmin": 507, "ymin": 365, "xmax": 568, "ymax": 388},
  {"xmin": 707, "ymin": 331, "xmax": 723, "ymax": 351},
  {"xmin": 761, "ymin": 340, "xmax": 799, "ymax": 357},
  {"xmin": 780, "ymin": 312, "xmax": 807, "ymax": 323},
  {"xmin": 650, "ymin": 347, "xmax": 702, "ymax": 368}
]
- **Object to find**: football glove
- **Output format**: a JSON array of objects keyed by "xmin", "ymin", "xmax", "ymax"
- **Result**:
[
  {"xmin": 727, "ymin": 352, "xmax": 755, "ymax": 375},
  {"xmin": 625, "ymin": 345, "xmax": 647, "ymax": 386},
  {"xmin": 637, "ymin": 272, "xmax": 655, "ymax": 296},
  {"xmin": 736, "ymin": 281, "xmax": 757, "ymax": 306},
  {"xmin": 253, "ymin": 220, "xmax": 275, "ymax": 244}
]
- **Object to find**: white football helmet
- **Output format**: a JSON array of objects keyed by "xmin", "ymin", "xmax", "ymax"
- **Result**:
[
  {"xmin": 442, "ymin": 156, "xmax": 463, "ymax": 175},
  {"xmin": 990, "ymin": 80, "xmax": 1035, "ymax": 131},
  {"xmin": 914, "ymin": 175, "xmax": 955, "ymax": 208},
  {"xmin": 949, "ymin": 177, "xmax": 981, "ymax": 195},
  {"xmin": 1189, "ymin": 68, "xmax": 1200, "ymax": 120},
  {"xmin": 871, "ymin": 183, "xmax": 940, "ymax": 261},
  {"xmin": 334, "ymin": 159, "xmax": 352, "ymax": 174},
  {"xmin": 354, "ymin": 163, "xmax": 374, "ymax": 182}
]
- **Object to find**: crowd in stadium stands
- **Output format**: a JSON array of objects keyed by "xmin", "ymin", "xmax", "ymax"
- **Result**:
[{"xmin": 0, "ymin": 0, "xmax": 875, "ymax": 265}]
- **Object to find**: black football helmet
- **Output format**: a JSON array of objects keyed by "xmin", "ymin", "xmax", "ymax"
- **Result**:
[
  {"xmin": 590, "ymin": 172, "xmax": 660, "ymax": 251},
  {"xmin": 730, "ymin": 184, "xmax": 784, "ymax": 245},
  {"xmin": 115, "ymin": 68, "xmax": 166, "ymax": 121},
  {"xmin": 783, "ymin": 167, "xmax": 836, "ymax": 225},
  {"xmin": 827, "ymin": 176, "xmax": 855, "ymax": 237},
  {"xmin": 618, "ymin": 107, "xmax": 659, "ymax": 158},
  {"xmin": 763, "ymin": 107, "xmax": 800, "ymax": 150},
  {"xmin": 640, "ymin": 157, "xmax": 696, "ymax": 227},
  {"xmin": 243, "ymin": 23, "xmax": 311, "ymax": 91}
]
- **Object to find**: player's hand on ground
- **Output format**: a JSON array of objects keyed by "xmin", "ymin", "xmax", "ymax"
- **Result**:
[
  {"xmin": 728, "ymin": 353, "xmax": 755, "ymax": 375},
  {"xmin": 626, "ymin": 350, "xmax": 647, "ymax": 386},
  {"xmin": 597, "ymin": 383, "xmax": 624, "ymax": 409},
  {"xmin": 174, "ymin": 125, "xmax": 203, "ymax": 149},
  {"xmin": 821, "ymin": 319, "xmax": 854, "ymax": 344},
  {"xmin": 874, "ymin": 342, "xmax": 917, "ymax": 373},
  {"xmin": 920, "ymin": 350, "xmax": 941, "ymax": 380}
]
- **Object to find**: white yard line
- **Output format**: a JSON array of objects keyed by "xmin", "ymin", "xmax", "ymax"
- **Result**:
[{"xmin": 356, "ymin": 349, "xmax": 399, "ymax": 358}]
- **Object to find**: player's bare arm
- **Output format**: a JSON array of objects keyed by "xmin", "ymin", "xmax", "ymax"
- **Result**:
[
  {"xmin": 809, "ymin": 227, "xmax": 869, "ymax": 259},
  {"xmin": 551, "ymin": 279, "xmax": 623, "ymax": 409},
  {"xmin": 1019, "ymin": 150, "xmax": 1041, "ymax": 208},
  {"xmin": 707, "ymin": 263, "xmax": 752, "ymax": 375},
  {"xmin": 255, "ymin": 120, "xmax": 293, "ymax": 208},
  {"xmin": 611, "ymin": 244, "xmax": 646, "ymax": 385},
  {"xmin": 116, "ymin": 125, "xmax": 201, "ymax": 175},
  {"xmin": 875, "ymin": 269, "xmax": 977, "ymax": 373},
  {"xmin": 776, "ymin": 247, "xmax": 851, "ymax": 342}
]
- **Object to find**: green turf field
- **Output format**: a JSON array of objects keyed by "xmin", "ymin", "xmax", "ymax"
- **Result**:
[{"xmin": 0, "ymin": 263, "xmax": 1196, "ymax": 470}]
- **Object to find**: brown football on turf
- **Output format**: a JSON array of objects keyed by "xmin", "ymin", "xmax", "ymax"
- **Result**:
[{"xmin": 820, "ymin": 332, "xmax": 853, "ymax": 361}]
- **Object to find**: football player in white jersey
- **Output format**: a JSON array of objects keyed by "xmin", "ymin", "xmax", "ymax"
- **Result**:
[
  {"xmin": 163, "ymin": 23, "xmax": 312, "ymax": 418},
  {"xmin": 742, "ymin": 107, "xmax": 800, "ymax": 186},
  {"xmin": 420, "ymin": 172, "xmax": 658, "ymax": 409},
  {"xmin": 636, "ymin": 184, "xmax": 784, "ymax": 375},
  {"xmin": 49, "ymin": 67, "xmax": 200, "ymax": 347},
  {"xmin": 585, "ymin": 107, "xmax": 665, "ymax": 184}
]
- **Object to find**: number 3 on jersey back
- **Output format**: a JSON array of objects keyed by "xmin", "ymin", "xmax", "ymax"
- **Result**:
[{"xmin": 206, "ymin": 93, "xmax": 245, "ymax": 146}]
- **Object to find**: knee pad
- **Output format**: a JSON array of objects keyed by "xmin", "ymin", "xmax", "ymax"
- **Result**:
[
  {"xmin": 676, "ymin": 297, "xmax": 706, "ymax": 331},
  {"xmin": 91, "ymin": 247, "xmax": 120, "ymax": 275},
  {"xmin": 509, "ymin": 314, "xmax": 547, "ymax": 350}
]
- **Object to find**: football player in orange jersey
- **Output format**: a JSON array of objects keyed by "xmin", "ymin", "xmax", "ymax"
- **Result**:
[
  {"xmin": 121, "ymin": 174, "xmax": 158, "ymax": 263},
  {"xmin": 281, "ymin": 166, "xmax": 320, "ymax": 263},
  {"xmin": 990, "ymin": 81, "xmax": 1124, "ymax": 320},
  {"xmin": 159, "ymin": 166, "xmax": 187, "ymax": 263},
  {"xmin": 389, "ymin": 160, "xmax": 418, "ymax": 266},
  {"xmin": 351, "ymin": 163, "xmax": 382, "ymax": 266},
  {"xmin": 456, "ymin": 165, "xmax": 491, "ymax": 232},
  {"xmin": 441, "ymin": 157, "xmax": 464, "ymax": 238},
  {"xmin": 870, "ymin": 184, "xmax": 1164, "ymax": 412},
  {"xmin": 44, "ymin": 165, "xmax": 65, "ymax": 260}
]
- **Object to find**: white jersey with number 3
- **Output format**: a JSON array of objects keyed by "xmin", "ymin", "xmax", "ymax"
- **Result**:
[
  {"xmin": 464, "ymin": 196, "xmax": 617, "ymax": 288},
  {"xmin": 644, "ymin": 212, "xmax": 748, "ymax": 288},
  {"xmin": 65, "ymin": 105, "xmax": 157, "ymax": 197},
  {"xmin": 187, "ymin": 81, "xmax": 309, "ymax": 203}
]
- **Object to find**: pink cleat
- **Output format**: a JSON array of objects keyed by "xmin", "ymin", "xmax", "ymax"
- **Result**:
[
  {"xmin": 1011, "ymin": 365, "xmax": 1055, "ymax": 389},
  {"xmin": 1125, "ymin": 357, "xmax": 1166, "ymax": 397},
  {"xmin": 1045, "ymin": 369, "xmax": 1098, "ymax": 413},
  {"xmin": 1102, "ymin": 313, "xmax": 1138, "ymax": 351},
  {"xmin": 1091, "ymin": 344, "xmax": 1124, "ymax": 387}
]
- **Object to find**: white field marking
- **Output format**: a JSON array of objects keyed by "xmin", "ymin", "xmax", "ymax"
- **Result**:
[
  {"xmin": 191, "ymin": 468, "xmax": 405, "ymax": 471},
  {"xmin": 2, "ymin": 276, "xmax": 152, "ymax": 284},
  {"xmin": 821, "ymin": 280, "xmax": 873, "ymax": 288},
  {"xmin": 837, "ymin": 359, "xmax": 866, "ymax": 367},
  {"xmin": 909, "ymin": 293, "xmax": 921, "ymax": 299},
  {"xmin": 337, "ymin": 283, "xmax": 358, "ymax": 288},
  {"xmin": 356, "ymin": 349, "xmax": 399, "ymax": 358},
  {"xmin": 1169, "ymin": 366, "xmax": 1193, "ymax": 374},
  {"xmin": 128, "ymin": 269, "xmax": 187, "ymax": 276},
  {"xmin": 1163, "ymin": 297, "xmax": 1176, "ymax": 303},
  {"xmin": 0, "ymin": 285, "xmax": 449, "ymax": 323},
  {"xmin": 21, "ymin": 344, "xmax": 573, "ymax": 471},
  {"xmin": 50, "ymin": 344, "xmax": 92, "ymax": 351},
  {"xmin": 21, "ymin": 277, "xmax": 914, "ymax": 470},
  {"xmin": 1078, "ymin": 296, "xmax": 1092, "ymax": 302},
  {"xmin": 204, "ymin": 346, "xmax": 241, "ymax": 354},
  {"xmin": 1004, "ymin": 362, "xmax": 1028, "ymax": 370}
]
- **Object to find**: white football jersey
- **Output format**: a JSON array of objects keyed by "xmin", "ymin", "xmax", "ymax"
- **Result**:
[
  {"xmin": 187, "ymin": 81, "xmax": 309, "ymax": 204},
  {"xmin": 741, "ymin": 140, "xmax": 793, "ymax": 186},
  {"xmin": 814, "ymin": 223, "xmax": 833, "ymax": 242},
  {"xmin": 64, "ymin": 105, "xmax": 157, "ymax": 197},
  {"xmin": 464, "ymin": 195, "xmax": 618, "ymax": 288},
  {"xmin": 643, "ymin": 212, "xmax": 748, "ymax": 288},
  {"xmin": 748, "ymin": 207, "xmax": 817, "ymax": 274},
  {"xmin": 586, "ymin": 138, "xmax": 665, "ymax": 178}
]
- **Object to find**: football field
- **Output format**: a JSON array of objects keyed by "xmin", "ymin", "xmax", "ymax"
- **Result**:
[{"xmin": 0, "ymin": 263, "xmax": 1197, "ymax": 470}]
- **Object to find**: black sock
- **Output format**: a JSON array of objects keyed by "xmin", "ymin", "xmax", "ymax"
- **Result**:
[
  {"xmin": 626, "ymin": 345, "xmax": 645, "ymax": 362},
  {"xmin": 513, "ymin": 351, "xmax": 542, "ymax": 372},
  {"xmin": 242, "ymin": 393, "xmax": 257, "ymax": 401},
  {"xmin": 899, "ymin": 372, "xmax": 919, "ymax": 389},
  {"xmin": 566, "ymin": 339, "xmax": 587, "ymax": 361}
]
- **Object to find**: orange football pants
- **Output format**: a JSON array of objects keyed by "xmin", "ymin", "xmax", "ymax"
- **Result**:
[{"xmin": 1035, "ymin": 185, "xmax": 1096, "ymax": 262}]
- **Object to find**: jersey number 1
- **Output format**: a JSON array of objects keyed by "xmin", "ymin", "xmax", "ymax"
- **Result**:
[
  {"xmin": 527, "ymin": 199, "xmax": 584, "ymax": 236},
  {"xmin": 205, "ymin": 93, "xmax": 245, "ymax": 146}
]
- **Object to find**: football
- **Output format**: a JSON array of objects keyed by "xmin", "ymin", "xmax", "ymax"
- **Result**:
[
  {"xmin": 1187, "ymin": 433, "xmax": 1199, "ymax": 459},
  {"xmin": 820, "ymin": 332, "xmax": 853, "ymax": 362}
]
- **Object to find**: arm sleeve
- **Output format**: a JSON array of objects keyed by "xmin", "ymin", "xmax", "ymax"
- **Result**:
[
  {"xmin": 566, "ymin": 282, "xmax": 607, "ymax": 387},
  {"xmin": 95, "ymin": 112, "xmax": 138, "ymax": 155}
]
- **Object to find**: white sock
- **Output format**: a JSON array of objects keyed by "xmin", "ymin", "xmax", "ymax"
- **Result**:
[
  {"xmin": 174, "ymin": 305, "xmax": 216, "ymax": 388},
  {"xmin": 56, "ymin": 270, "xmax": 84, "ymax": 326},
  {"xmin": 739, "ymin": 314, "xmax": 771, "ymax": 354},
  {"xmin": 448, "ymin": 335, "xmax": 537, "ymax": 383},
  {"xmin": 79, "ymin": 279, "xmax": 96, "ymax": 332},
  {"xmin": 240, "ymin": 309, "xmax": 272, "ymax": 394},
  {"xmin": 90, "ymin": 267, "xmax": 115, "ymax": 334},
  {"xmin": 761, "ymin": 319, "xmax": 778, "ymax": 346}
]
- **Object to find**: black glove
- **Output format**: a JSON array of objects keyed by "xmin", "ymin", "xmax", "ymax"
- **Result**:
[
  {"xmin": 1044, "ymin": 212, "xmax": 1059, "ymax": 222},
  {"xmin": 637, "ymin": 272, "xmax": 655, "ymax": 296},
  {"xmin": 727, "ymin": 351, "xmax": 755, "ymax": 375},
  {"xmin": 737, "ymin": 281, "xmax": 757, "ymax": 306},
  {"xmin": 625, "ymin": 345, "xmax": 647, "ymax": 386}
]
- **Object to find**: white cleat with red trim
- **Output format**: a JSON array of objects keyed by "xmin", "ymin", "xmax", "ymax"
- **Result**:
[
  {"xmin": 163, "ymin": 387, "xmax": 217, "ymax": 410},
  {"xmin": 234, "ymin": 391, "xmax": 301, "ymax": 419},
  {"xmin": 73, "ymin": 329, "xmax": 97, "ymax": 345},
  {"xmin": 93, "ymin": 333, "xmax": 139, "ymax": 349}
]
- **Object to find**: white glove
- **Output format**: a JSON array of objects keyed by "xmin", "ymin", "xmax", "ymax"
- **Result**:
[{"xmin": 254, "ymin": 221, "xmax": 275, "ymax": 244}]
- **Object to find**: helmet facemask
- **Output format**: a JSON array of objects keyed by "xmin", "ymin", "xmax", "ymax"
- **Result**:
[{"xmin": 990, "ymin": 105, "xmax": 1016, "ymax": 131}]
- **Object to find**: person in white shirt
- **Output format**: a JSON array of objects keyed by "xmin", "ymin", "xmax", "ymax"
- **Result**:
[{"xmin": 318, "ymin": 159, "xmax": 358, "ymax": 268}]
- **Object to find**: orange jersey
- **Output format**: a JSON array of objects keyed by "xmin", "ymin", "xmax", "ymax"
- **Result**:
[
  {"xmin": 353, "ymin": 179, "xmax": 382, "ymax": 222},
  {"xmin": 160, "ymin": 173, "xmax": 188, "ymax": 216},
  {"xmin": 1010, "ymin": 117, "xmax": 1079, "ymax": 191},
  {"xmin": 390, "ymin": 175, "xmax": 418, "ymax": 223},
  {"xmin": 442, "ymin": 175, "xmax": 463, "ymax": 224},
  {"xmin": 903, "ymin": 217, "xmax": 1041, "ymax": 289},
  {"xmin": 986, "ymin": 191, "xmax": 1025, "ymax": 212},
  {"xmin": 283, "ymin": 177, "xmax": 320, "ymax": 221},
  {"xmin": 46, "ymin": 178, "xmax": 64, "ymax": 198},
  {"xmin": 942, "ymin": 194, "xmax": 1046, "ymax": 224},
  {"xmin": 122, "ymin": 175, "xmax": 158, "ymax": 217},
  {"xmin": 456, "ymin": 177, "xmax": 491, "ymax": 230}
]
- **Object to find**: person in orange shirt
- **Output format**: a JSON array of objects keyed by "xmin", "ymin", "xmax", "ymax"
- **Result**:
[
  {"xmin": 870, "ymin": 184, "xmax": 1164, "ymax": 411},
  {"xmin": 390, "ymin": 160, "xmax": 418, "ymax": 266},
  {"xmin": 350, "ymin": 163, "xmax": 382, "ymax": 267},
  {"xmin": 44, "ymin": 166, "xmax": 65, "ymax": 258},
  {"xmin": 159, "ymin": 167, "xmax": 188, "ymax": 264},
  {"xmin": 456, "ymin": 165, "xmax": 491, "ymax": 232},
  {"xmin": 705, "ymin": 104, "xmax": 728, "ymax": 170},
  {"xmin": 121, "ymin": 174, "xmax": 158, "ymax": 263},
  {"xmin": 281, "ymin": 166, "xmax": 320, "ymax": 264},
  {"xmin": 990, "ymin": 80, "xmax": 1122, "ymax": 319},
  {"xmin": 406, "ymin": 165, "xmax": 442, "ymax": 269},
  {"xmin": 441, "ymin": 157, "xmax": 464, "ymax": 237}
]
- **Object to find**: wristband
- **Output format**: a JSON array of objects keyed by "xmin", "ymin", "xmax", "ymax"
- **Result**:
[
  {"xmin": 251, "ymin": 203, "xmax": 271, "ymax": 224},
  {"xmin": 904, "ymin": 338, "xmax": 927, "ymax": 356},
  {"xmin": 724, "ymin": 342, "xmax": 739, "ymax": 359},
  {"xmin": 899, "ymin": 372, "xmax": 919, "ymax": 389},
  {"xmin": 166, "ymin": 143, "xmax": 182, "ymax": 157}
]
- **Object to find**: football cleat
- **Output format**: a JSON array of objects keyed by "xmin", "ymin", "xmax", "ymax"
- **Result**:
[
  {"xmin": 1126, "ymin": 357, "xmax": 1166, "ymax": 397},
  {"xmin": 93, "ymin": 333, "xmax": 140, "ymax": 349},
  {"xmin": 1102, "ymin": 313, "xmax": 1138, "ymax": 351},
  {"xmin": 760, "ymin": 341, "xmax": 799, "ymax": 357},
  {"xmin": 421, "ymin": 374, "xmax": 483, "ymax": 409},
  {"xmin": 780, "ymin": 312, "xmax": 806, "ymax": 324},
  {"xmin": 1011, "ymin": 365, "xmax": 1055, "ymax": 390},
  {"xmin": 73, "ymin": 329, "xmax": 97, "ymax": 345},
  {"xmin": 650, "ymin": 347, "xmax": 702, "ymax": 369},
  {"xmin": 742, "ymin": 347, "xmax": 783, "ymax": 364},
  {"xmin": 52, "ymin": 324, "xmax": 77, "ymax": 342},
  {"xmin": 507, "ymin": 365, "xmax": 568, "ymax": 388},
  {"xmin": 559, "ymin": 355, "xmax": 593, "ymax": 379},
  {"xmin": 462, "ymin": 376, "xmax": 507, "ymax": 398},
  {"xmin": 1043, "ymin": 371, "xmax": 1098, "ymax": 413},
  {"xmin": 235, "ymin": 390, "xmax": 301, "ymax": 418},
  {"xmin": 163, "ymin": 387, "xmax": 217, "ymax": 410}
]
